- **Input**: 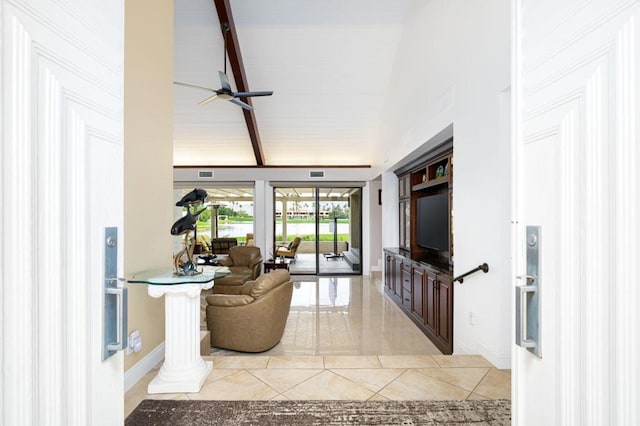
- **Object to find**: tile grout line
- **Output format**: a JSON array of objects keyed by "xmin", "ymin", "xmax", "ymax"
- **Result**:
[
  {"xmin": 466, "ymin": 367, "xmax": 494, "ymax": 400},
  {"xmin": 374, "ymin": 368, "xmax": 410, "ymax": 398},
  {"xmin": 243, "ymin": 367, "xmax": 288, "ymax": 399},
  {"xmin": 410, "ymin": 367, "xmax": 480, "ymax": 399},
  {"xmin": 327, "ymin": 368, "xmax": 400, "ymax": 396}
]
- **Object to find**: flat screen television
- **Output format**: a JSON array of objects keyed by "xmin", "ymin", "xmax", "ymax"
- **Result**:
[{"xmin": 416, "ymin": 192, "xmax": 449, "ymax": 251}]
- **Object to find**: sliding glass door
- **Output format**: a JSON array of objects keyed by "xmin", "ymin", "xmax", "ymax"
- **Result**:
[
  {"xmin": 317, "ymin": 187, "xmax": 361, "ymax": 275},
  {"xmin": 274, "ymin": 187, "xmax": 318, "ymax": 274},
  {"xmin": 273, "ymin": 186, "xmax": 362, "ymax": 275}
]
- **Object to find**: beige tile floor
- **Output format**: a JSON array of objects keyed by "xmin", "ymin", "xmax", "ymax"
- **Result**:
[{"xmin": 125, "ymin": 274, "xmax": 511, "ymax": 417}]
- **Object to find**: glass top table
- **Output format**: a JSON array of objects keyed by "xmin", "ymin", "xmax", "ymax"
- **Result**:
[{"xmin": 127, "ymin": 266, "xmax": 230, "ymax": 285}]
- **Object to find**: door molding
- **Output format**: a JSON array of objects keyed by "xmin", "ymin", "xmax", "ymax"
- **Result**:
[
  {"xmin": 512, "ymin": 0, "xmax": 639, "ymax": 424},
  {"xmin": 1, "ymin": 0, "xmax": 124, "ymax": 424}
]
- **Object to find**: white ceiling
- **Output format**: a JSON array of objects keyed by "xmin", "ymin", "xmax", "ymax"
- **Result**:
[{"xmin": 173, "ymin": 0, "xmax": 408, "ymax": 166}]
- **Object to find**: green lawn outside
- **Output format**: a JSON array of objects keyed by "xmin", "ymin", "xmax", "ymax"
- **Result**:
[
  {"xmin": 195, "ymin": 216, "xmax": 350, "ymax": 242},
  {"xmin": 277, "ymin": 234, "xmax": 349, "ymax": 242},
  {"xmin": 197, "ymin": 217, "xmax": 349, "ymax": 224},
  {"xmin": 276, "ymin": 218, "xmax": 349, "ymax": 224}
]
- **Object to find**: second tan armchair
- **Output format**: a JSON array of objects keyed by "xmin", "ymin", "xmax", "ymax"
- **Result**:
[{"xmin": 213, "ymin": 245, "xmax": 263, "ymax": 294}]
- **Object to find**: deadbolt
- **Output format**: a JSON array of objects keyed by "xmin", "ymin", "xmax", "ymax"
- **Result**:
[{"xmin": 106, "ymin": 235, "xmax": 117, "ymax": 247}]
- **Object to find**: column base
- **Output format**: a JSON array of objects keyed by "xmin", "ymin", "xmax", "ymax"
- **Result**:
[{"xmin": 147, "ymin": 360, "xmax": 212, "ymax": 394}]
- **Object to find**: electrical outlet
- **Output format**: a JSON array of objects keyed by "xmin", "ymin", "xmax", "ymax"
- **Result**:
[
  {"xmin": 469, "ymin": 312, "xmax": 477, "ymax": 326},
  {"xmin": 127, "ymin": 330, "xmax": 142, "ymax": 355}
]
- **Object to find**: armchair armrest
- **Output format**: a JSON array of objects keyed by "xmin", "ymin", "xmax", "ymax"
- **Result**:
[
  {"xmin": 248, "ymin": 255, "xmax": 263, "ymax": 268},
  {"xmin": 206, "ymin": 294, "xmax": 254, "ymax": 307},
  {"xmin": 248, "ymin": 255, "xmax": 263, "ymax": 279},
  {"xmin": 218, "ymin": 256, "xmax": 233, "ymax": 267}
]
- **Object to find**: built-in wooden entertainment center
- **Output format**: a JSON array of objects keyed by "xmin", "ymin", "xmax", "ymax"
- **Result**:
[{"xmin": 384, "ymin": 141, "xmax": 454, "ymax": 354}]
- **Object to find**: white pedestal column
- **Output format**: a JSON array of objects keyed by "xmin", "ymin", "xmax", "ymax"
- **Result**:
[{"xmin": 146, "ymin": 281, "xmax": 213, "ymax": 393}]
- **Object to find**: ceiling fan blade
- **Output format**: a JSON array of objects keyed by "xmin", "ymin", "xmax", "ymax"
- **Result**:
[
  {"xmin": 234, "ymin": 91, "xmax": 273, "ymax": 98},
  {"xmin": 174, "ymin": 81, "xmax": 215, "ymax": 92},
  {"xmin": 229, "ymin": 98, "xmax": 254, "ymax": 110},
  {"xmin": 199, "ymin": 94, "xmax": 219, "ymax": 105},
  {"xmin": 219, "ymin": 71, "xmax": 232, "ymax": 92}
]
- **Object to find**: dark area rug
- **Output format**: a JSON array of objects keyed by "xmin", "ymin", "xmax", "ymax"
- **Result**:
[{"xmin": 126, "ymin": 399, "xmax": 511, "ymax": 425}]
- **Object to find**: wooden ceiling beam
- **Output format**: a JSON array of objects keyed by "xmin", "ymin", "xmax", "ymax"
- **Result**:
[{"xmin": 213, "ymin": 0, "xmax": 266, "ymax": 166}]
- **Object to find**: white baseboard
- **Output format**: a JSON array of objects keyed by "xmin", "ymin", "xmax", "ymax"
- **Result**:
[
  {"xmin": 455, "ymin": 339, "xmax": 511, "ymax": 370},
  {"xmin": 124, "ymin": 342, "xmax": 165, "ymax": 393},
  {"xmin": 371, "ymin": 258, "xmax": 382, "ymax": 272}
]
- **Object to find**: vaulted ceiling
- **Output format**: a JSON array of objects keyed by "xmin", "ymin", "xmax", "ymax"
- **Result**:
[{"xmin": 173, "ymin": 0, "xmax": 408, "ymax": 166}]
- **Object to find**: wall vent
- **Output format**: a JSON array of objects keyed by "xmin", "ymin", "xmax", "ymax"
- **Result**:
[
  {"xmin": 198, "ymin": 170, "xmax": 214, "ymax": 179},
  {"xmin": 309, "ymin": 170, "xmax": 325, "ymax": 178}
]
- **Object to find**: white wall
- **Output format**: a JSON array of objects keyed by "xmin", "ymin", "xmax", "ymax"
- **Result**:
[
  {"xmin": 378, "ymin": 0, "xmax": 511, "ymax": 368},
  {"xmin": 367, "ymin": 179, "xmax": 383, "ymax": 272}
]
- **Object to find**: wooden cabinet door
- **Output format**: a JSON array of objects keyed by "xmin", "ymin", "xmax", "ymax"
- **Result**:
[
  {"xmin": 399, "ymin": 199, "xmax": 410, "ymax": 249},
  {"xmin": 436, "ymin": 275, "xmax": 453, "ymax": 349},
  {"xmin": 398, "ymin": 200, "xmax": 405, "ymax": 249},
  {"xmin": 398, "ymin": 174, "xmax": 410, "ymax": 198},
  {"xmin": 412, "ymin": 264, "xmax": 425, "ymax": 321},
  {"xmin": 398, "ymin": 173, "xmax": 411, "ymax": 250},
  {"xmin": 424, "ymin": 270, "xmax": 437, "ymax": 335},
  {"xmin": 393, "ymin": 256, "xmax": 403, "ymax": 298},
  {"xmin": 384, "ymin": 253, "xmax": 393, "ymax": 291}
]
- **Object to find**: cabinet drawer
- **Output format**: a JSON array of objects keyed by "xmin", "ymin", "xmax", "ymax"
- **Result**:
[
  {"xmin": 402, "ymin": 291, "xmax": 412, "ymax": 308},
  {"xmin": 402, "ymin": 276, "xmax": 411, "ymax": 292},
  {"xmin": 401, "ymin": 266, "xmax": 412, "ymax": 307}
]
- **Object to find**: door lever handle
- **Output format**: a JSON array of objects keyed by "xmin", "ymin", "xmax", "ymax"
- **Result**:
[
  {"xmin": 516, "ymin": 274, "xmax": 536, "ymax": 284},
  {"xmin": 515, "ymin": 225, "xmax": 542, "ymax": 357}
]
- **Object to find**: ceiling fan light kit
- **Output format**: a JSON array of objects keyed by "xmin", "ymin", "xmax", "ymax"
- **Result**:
[{"xmin": 173, "ymin": 21, "xmax": 273, "ymax": 110}]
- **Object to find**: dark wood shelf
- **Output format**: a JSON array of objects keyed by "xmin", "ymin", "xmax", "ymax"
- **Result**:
[{"xmin": 412, "ymin": 176, "xmax": 449, "ymax": 192}]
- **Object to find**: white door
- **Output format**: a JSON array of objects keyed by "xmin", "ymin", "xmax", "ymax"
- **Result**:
[
  {"xmin": 513, "ymin": 0, "xmax": 639, "ymax": 424},
  {"xmin": 1, "ymin": 0, "xmax": 124, "ymax": 425}
]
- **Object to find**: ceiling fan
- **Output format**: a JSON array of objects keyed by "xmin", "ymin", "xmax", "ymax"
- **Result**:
[{"xmin": 174, "ymin": 22, "xmax": 273, "ymax": 111}]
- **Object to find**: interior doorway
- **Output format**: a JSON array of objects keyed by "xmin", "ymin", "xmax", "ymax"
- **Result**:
[{"xmin": 273, "ymin": 186, "xmax": 362, "ymax": 275}]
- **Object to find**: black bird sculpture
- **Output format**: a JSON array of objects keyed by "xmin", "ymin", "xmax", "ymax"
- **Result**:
[
  {"xmin": 172, "ymin": 188, "xmax": 208, "ymax": 276},
  {"xmin": 170, "ymin": 207, "xmax": 206, "ymax": 235},
  {"xmin": 176, "ymin": 188, "xmax": 207, "ymax": 207}
]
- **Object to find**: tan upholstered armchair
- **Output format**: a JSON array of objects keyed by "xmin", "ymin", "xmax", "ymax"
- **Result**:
[
  {"xmin": 276, "ymin": 236, "xmax": 301, "ymax": 261},
  {"xmin": 206, "ymin": 270, "xmax": 293, "ymax": 352},
  {"xmin": 213, "ymin": 246, "xmax": 263, "ymax": 294}
]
